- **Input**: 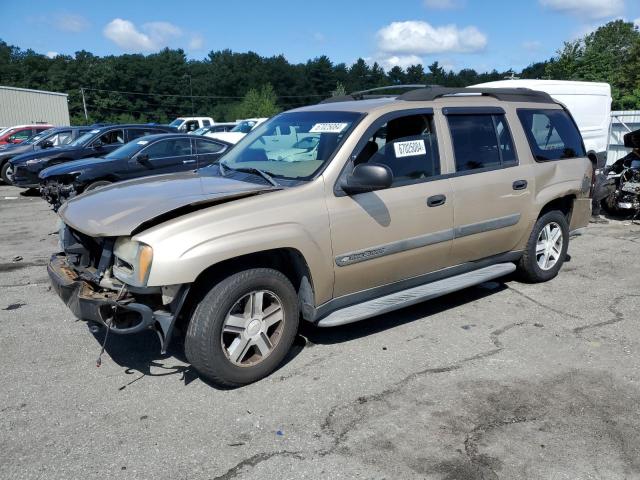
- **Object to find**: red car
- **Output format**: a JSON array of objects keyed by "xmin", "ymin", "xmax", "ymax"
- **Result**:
[{"xmin": 0, "ymin": 124, "xmax": 53, "ymax": 145}]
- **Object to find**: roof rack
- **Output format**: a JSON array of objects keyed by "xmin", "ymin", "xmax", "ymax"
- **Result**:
[
  {"xmin": 398, "ymin": 87, "xmax": 555, "ymax": 104},
  {"xmin": 319, "ymin": 85, "xmax": 556, "ymax": 105},
  {"xmin": 319, "ymin": 84, "xmax": 430, "ymax": 104}
]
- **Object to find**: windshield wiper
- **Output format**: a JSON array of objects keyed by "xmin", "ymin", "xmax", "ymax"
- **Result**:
[{"xmin": 219, "ymin": 161, "xmax": 280, "ymax": 187}]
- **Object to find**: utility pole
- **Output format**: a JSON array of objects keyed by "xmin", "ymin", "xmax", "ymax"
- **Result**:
[
  {"xmin": 80, "ymin": 88, "xmax": 88, "ymax": 121},
  {"xmin": 184, "ymin": 74, "xmax": 194, "ymax": 115}
]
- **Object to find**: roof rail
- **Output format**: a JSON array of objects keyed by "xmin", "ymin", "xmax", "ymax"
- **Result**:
[
  {"xmin": 398, "ymin": 87, "xmax": 555, "ymax": 104},
  {"xmin": 319, "ymin": 84, "xmax": 430, "ymax": 104}
]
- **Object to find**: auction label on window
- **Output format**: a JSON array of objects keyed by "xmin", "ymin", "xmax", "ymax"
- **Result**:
[
  {"xmin": 309, "ymin": 123, "xmax": 348, "ymax": 133},
  {"xmin": 137, "ymin": 140, "xmax": 149, "ymax": 145},
  {"xmin": 394, "ymin": 139, "xmax": 426, "ymax": 158}
]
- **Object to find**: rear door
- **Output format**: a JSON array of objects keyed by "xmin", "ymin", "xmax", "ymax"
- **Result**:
[
  {"xmin": 444, "ymin": 107, "xmax": 532, "ymax": 264},
  {"xmin": 194, "ymin": 138, "xmax": 228, "ymax": 168}
]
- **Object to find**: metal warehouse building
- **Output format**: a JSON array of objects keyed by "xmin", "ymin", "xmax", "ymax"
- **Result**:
[{"xmin": 0, "ymin": 86, "xmax": 70, "ymax": 127}]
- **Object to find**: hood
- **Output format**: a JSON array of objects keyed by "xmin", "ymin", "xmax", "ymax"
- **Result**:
[
  {"xmin": 0, "ymin": 143, "xmax": 32, "ymax": 160},
  {"xmin": 39, "ymin": 156, "xmax": 112, "ymax": 179},
  {"xmin": 206, "ymin": 132, "xmax": 246, "ymax": 144},
  {"xmin": 9, "ymin": 145, "xmax": 81, "ymax": 166},
  {"xmin": 58, "ymin": 171, "xmax": 276, "ymax": 237}
]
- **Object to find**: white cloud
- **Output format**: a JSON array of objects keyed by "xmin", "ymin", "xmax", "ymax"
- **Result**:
[
  {"xmin": 423, "ymin": 0, "xmax": 460, "ymax": 9},
  {"xmin": 375, "ymin": 54, "xmax": 424, "ymax": 70},
  {"xmin": 376, "ymin": 20, "xmax": 487, "ymax": 55},
  {"xmin": 539, "ymin": 0, "xmax": 624, "ymax": 20},
  {"xmin": 103, "ymin": 19, "xmax": 184, "ymax": 52},
  {"xmin": 522, "ymin": 40, "xmax": 542, "ymax": 51},
  {"xmin": 54, "ymin": 13, "xmax": 89, "ymax": 32},
  {"xmin": 188, "ymin": 34, "xmax": 204, "ymax": 50},
  {"xmin": 634, "ymin": 17, "xmax": 640, "ymax": 28},
  {"xmin": 46, "ymin": 51, "xmax": 59, "ymax": 59}
]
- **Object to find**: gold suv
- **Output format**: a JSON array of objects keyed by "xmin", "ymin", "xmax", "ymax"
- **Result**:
[{"xmin": 48, "ymin": 87, "xmax": 592, "ymax": 386}]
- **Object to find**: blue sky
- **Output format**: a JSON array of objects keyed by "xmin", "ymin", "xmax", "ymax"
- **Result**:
[{"xmin": 2, "ymin": 0, "xmax": 639, "ymax": 72}]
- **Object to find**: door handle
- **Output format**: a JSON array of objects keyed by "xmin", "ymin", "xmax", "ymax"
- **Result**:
[
  {"xmin": 512, "ymin": 180, "xmax": 528, "ymax": 190},
  {"xmin": 182, "ymin": 159, "xmax": 196, "ymax": 164},
  {"xmin": 427, "ymin": 194, "xmax": 446, "ymax": 207}
]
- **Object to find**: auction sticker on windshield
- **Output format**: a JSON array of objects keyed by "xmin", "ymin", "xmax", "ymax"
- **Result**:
[
  {"xmin": 309, "ymin": 123, "xmax": 348, "ymax": 134},
  {"xmin": 394, "ymin": 139, "xmax": 426, "ymax": 158}
]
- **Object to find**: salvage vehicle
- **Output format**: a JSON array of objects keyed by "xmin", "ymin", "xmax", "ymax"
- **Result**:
[
  {"xmin": 9, "ymin": 124, "xmax": 173, "ymax": 188},
  {"xmin": 205, "ymin": 118, "xmax": 267, "ymax": 144},
  {"xmin": 39, "ymin": 134, "xmax": 231, "ymax": 210},
  {"xmin": 0, "ymin": 126, "xmax": 94, "ymax": 184},
  {"xmin": 48, "ymin": 86, "xmax": 592, "ymax": 387},
  {"xmin": 0, "ymin": 124, "xmax": 52, "ymax": 145},
  {"xmin": 169, "ymin": 117, "xmax": 215, "ymax": 133},
  {"xmin": 602, "ymin": 129, "xmax": 640, "ymax": 218}
]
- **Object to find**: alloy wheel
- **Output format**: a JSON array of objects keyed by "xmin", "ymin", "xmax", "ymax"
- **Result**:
[{"xmin": 536, "ymin": 221, "xmax": 563, "ymax": 270}]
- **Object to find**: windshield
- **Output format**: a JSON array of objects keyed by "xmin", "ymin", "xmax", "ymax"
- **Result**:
[
  {"xmin": 69, "ymin": 129, "xmax": 101, "ymax": 147},
  {"xmin": 191, "ymin": 126, "xmax": 208, "ymax": 135},
  {"xmin": 169, "ymin": 118, "xmax": 185, "ymax": 127},
  {"xmin": 218, "ymin": 111, "xmax": 361, "ymax": 180},
  {"xmin": 231, "ymin": 120, "xmax": 258, "ymax": 133},
  {"xmin": 104, "ymin": 138, "xmax": 147, "ymax": 160}
]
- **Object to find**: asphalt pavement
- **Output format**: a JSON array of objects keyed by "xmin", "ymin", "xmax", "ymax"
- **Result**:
[{"xmin": 1, "ymin": 184, "xmax": 640, "ymax": 480}]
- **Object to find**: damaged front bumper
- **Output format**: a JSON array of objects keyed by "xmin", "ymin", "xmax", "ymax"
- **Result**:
[{"xmin": 48, "ymin": 253, "xmax": 189, "ymax": 353}]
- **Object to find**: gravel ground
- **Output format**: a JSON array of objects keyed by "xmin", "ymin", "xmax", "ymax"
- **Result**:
[{"xmin": 1, "ymin": 184, "xmax": 640, "ymax": 480}]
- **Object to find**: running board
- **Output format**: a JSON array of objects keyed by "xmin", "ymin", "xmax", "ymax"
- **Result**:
[{"xmin": 316, "ymin": 263, "xmax": 516, "ymax": 327}]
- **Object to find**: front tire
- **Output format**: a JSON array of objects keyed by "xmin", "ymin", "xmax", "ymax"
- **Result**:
[
  {"xmin": 517, "ymin": 210, "xmax": 569, "ymax": 283},
  {"xmin": 1, "ymin": 162, "xmax": 14, "ymax": 185},
  {"xmin": 185, "ymin": 268, "xmax": 299, "ymax": 387}
]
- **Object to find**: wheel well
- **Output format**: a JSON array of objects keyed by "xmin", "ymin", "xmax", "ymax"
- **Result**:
[
  {"xmin": 176, "ymin": 248, "xmax": 315, "ymax": 332},
  {"xmin": 539, "ymin": 195, "xmax": 575, "ymax": 221}
]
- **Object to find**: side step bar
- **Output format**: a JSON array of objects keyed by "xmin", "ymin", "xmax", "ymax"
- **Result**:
[{"xmin": 317, "ymin": 263, "xmax": 516, "ymax": 327}]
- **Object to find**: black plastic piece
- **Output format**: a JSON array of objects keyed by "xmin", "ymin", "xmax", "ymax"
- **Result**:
[
  {"xmin": 427, "ymin": 194, "xmax": 446, "ymax": 207},
  {"xmin": 624, "ymin": 129, "xmax": 640, "ymax": 149},
  {"xmin": 442, "ymin": 106, "xmax": 505, "ymax": 115},
  {"xmin": 341, "ymin": 163, "xmax": 393, "ymax": 194},
  {"xmin": 399, "ymin": 87, "xmax": 555, "ymax": 104},
  {"xmin": 512, "ymin": 180, "xmax": 528, "ymax": 190}
]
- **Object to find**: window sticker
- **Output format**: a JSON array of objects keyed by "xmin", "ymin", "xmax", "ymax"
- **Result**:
[
  {"xmin": 90, "ymin": 129, "xmax": 100, "ymax": 134},
  {"xmin": 393, "ymin": 139, "xmax": 426, "ymax": 158},
  {"xmin": 309, "ymin": 123, "xmax": 348, "ymax": 134},
  {"xmin": 137, "ymin": 140, "xmax": 149, "ymax": 145}
]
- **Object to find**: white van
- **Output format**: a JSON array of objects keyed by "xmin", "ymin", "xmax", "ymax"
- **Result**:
[{"xmin": 473, "ymin": 80, "xmax": 611, "ymax": 167}]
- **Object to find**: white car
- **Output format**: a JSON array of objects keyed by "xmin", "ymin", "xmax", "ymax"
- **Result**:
[
  {"xmin": 169, "ymin": 117, "xmax": 215, "ymax": 133},
  {"xmin": 205, "ymin": 118, "xmax": 268, "ymax": 144}
]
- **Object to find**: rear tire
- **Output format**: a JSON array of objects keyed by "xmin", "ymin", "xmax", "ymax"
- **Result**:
[
  {"xmin": 84, "ymin": 180, "xmax": 112, "ymax": 192},
  {"xmin": 1, "ymin": 162, "xmax": 14, "ymax": 185},
  {"xmin": 517, "ymin": 210, "xmax": 569, "ymax": 283},
  {"xmin": 185, "ymin": 268, "xmax": 299, "ymax": 387}
]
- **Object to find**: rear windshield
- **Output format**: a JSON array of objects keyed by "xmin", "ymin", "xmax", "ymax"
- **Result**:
[{"xmin": 517, "ymin": 109, "xmax": 585, "ymax": 161}]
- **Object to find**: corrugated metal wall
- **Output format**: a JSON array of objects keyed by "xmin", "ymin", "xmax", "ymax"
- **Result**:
[
  {"xmin": 0, "ymin": 86, "xmax": 70, "ymax": 127},
  {"xmin": 608, "ymin": 110, "xmax": 640, "ymax": 164}
]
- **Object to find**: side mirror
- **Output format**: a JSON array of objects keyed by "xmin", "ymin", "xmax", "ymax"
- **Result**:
[
  {"xmin": 41, "ymin": 140, "xmax": 54, "ymax": 149},
  {"xmin": 93, "ymin": 140, "xmax": 104, "ymax": 149},
  {"xmin": 341, "ymin": 163, "xmax": 393, "ymax": 195},
  {"xmin": 136, "ymin": 153, "xmax": 151, "ymax": 166}
]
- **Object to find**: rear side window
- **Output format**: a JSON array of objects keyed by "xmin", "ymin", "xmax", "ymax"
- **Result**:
[
  {"xmin": 448, "ymin": 114, "xmax": 516, "ymax": 172},
  {"xmin": 195, "ymin": 139, "xmax": 225, "ymax": 154},
  {"xmin": 202, "ymin": 119, "xmax": 211, "ymax": 127},
  {"xmin": 517, "ymin": 109, "xmax": 585, "ymax": 161},
  {"xmin": 354, "ymin": 114, "xmax": 440, "ymax": 187}
]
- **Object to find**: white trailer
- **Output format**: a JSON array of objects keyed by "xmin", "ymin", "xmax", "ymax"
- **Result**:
[{"xmin": 473, "ymin": 79, "xmax": 612, "ymax": 166}]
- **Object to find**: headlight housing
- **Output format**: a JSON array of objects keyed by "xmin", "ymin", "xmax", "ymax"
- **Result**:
[{"xmin": 113, "ymin": 237, "xmax": 153, "ymax": 287}]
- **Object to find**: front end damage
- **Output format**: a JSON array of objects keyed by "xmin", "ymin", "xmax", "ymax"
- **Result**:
[{"xmin": 48, "ymin": 223, "xmax": 189, "ymax": 353}]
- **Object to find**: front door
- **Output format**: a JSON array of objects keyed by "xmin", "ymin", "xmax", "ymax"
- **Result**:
[
  {"xmin": 444, "ymin": 109, "xmax": 532, "ymax": 264},
  {"xmin": 326, "ymin": 110, "xmax": 454, "ymax": 298},
  {"xmin": 129, "ymin": 138, "xmax": 195, "ymax": 178}
]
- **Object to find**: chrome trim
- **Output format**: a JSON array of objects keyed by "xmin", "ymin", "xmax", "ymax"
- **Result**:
[{"xmin": 334, "ymin": 213, "xmax": 521, "ymax": 267}]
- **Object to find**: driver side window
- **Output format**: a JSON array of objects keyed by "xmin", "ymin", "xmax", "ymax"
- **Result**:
[{"xmin": 353, "ymin": 114, "xmax": 441, "ymax": 187}]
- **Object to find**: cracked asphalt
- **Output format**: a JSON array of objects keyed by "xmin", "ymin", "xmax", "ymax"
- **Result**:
[{"xmin": 1, "ymin": 184, "xmax": 640, "ymax": 480}]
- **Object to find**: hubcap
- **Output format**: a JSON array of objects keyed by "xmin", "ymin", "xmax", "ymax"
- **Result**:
[
  {"xmin": 221, "ymin": 290, "xmax": 284, "ymax": 367},
  {"xmin": 536, "ymin": 222, "xmax": 563, "ymax": 271},
  {"xmin": 5, "ymin": 165, "xmax": 13, "ymax": 181}
]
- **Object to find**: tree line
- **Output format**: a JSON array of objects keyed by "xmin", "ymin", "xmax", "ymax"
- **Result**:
[{"xmin": 0, "ymin": 19, "xmax": 638, "ymax": 125}]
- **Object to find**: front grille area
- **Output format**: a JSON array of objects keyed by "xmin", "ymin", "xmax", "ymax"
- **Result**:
[{"xmin": 59, "ymin": 223, "xmax": 108, "ymax": 272}]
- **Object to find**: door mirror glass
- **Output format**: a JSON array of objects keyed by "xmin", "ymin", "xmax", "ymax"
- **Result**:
[
  {"xmin": 136, "ymin": 153, "xmax": 151, "ymax": 165},
  {"xmin": 342, "ymin": 163, "xmax": 393, "ymax": 195}
]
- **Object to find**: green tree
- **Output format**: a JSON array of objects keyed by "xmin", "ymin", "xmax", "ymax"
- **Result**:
[{"xmin": 234, "ymin": 84, "xmax": 280, "ymax": 118}]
